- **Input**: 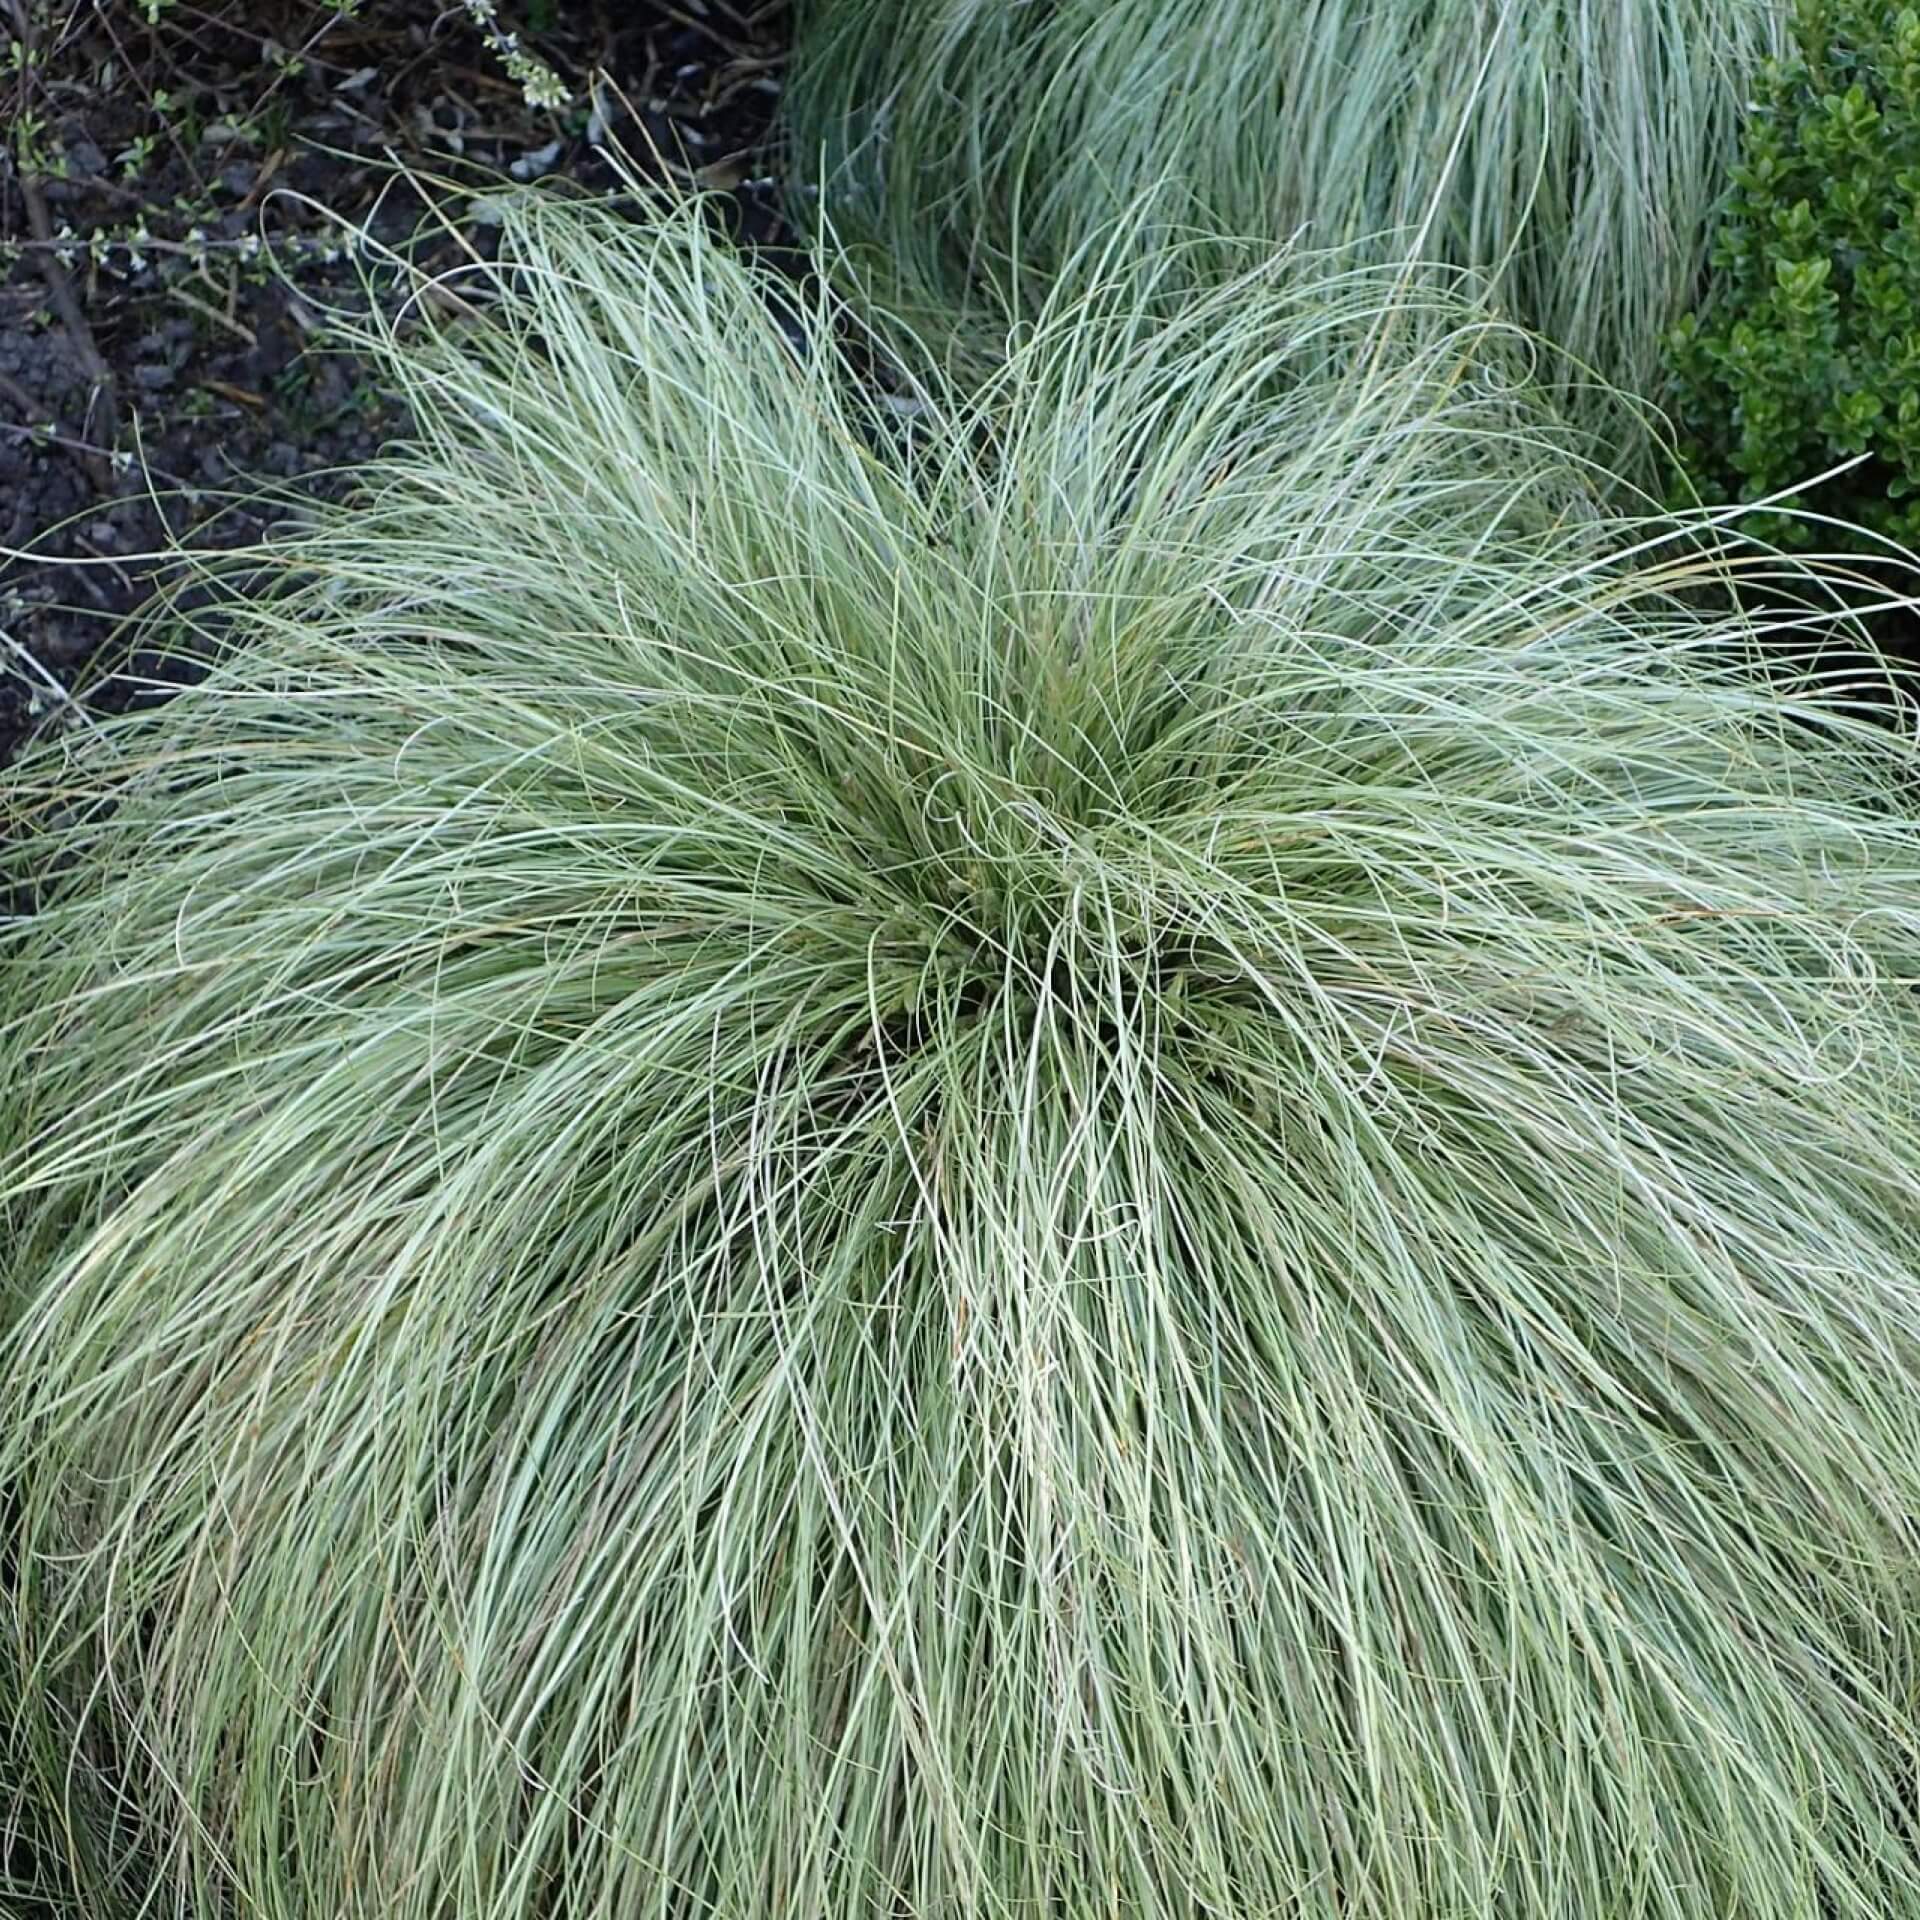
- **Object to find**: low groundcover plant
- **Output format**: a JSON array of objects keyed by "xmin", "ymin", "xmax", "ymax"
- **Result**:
[{"xmin": 4, "ymin": 190, "xmax": 1920, "ymax": 1919}]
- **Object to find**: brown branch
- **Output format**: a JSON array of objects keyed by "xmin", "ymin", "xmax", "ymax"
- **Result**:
[{"xmin": 16, "ymin": 173, "xmax": 121, "ymax": 492}]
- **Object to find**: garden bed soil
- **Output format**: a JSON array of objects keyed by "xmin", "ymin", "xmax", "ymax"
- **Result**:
[{"xmin": 0, "ymin": 0, "xmax": 790, "ymax": 767}]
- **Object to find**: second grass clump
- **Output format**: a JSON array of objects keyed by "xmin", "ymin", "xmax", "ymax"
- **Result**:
[
  {"xmin": 5, "ymin": 192, "xmax": 1920, "ymax": 1919},
  {"xmin": 785, "ymin": 0, "xmax": 1784, "ymax": 439}
]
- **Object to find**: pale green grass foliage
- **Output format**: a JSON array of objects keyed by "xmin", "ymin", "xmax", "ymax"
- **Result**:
[
  {"xmin": 4, "ymin": 194, "xmax": 1920, "ymax": 1919},
  {"xmin": 785, "ymin": 0, "xmax": 1784, "ymax": 438}
]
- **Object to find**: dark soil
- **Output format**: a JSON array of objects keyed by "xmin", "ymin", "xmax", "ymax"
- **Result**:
[{"xmin": 0, "ymin": 0, "xmax": 791, "ymax": 767}]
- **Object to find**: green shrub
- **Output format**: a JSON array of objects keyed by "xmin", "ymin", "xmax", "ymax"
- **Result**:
[
  {"xmin": 784, "ymin": 0, "xmax": 1783, "ymax": 448},
  {"xmin": 1668, "ymin": 0, "xmax": 1920, "ymax": 548},
  {"xmin": 7, "ymin": 191, "xmax": 1920, "ymax": 1920}
]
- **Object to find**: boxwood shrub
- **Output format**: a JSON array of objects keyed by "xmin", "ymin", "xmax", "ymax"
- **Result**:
[{"xmin": 1668, "ymin": 0, "xmax": 1920, "ymax": 553}]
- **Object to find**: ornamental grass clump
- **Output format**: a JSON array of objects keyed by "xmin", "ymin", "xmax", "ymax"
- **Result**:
[
  {"xmin": 784, "ymin": 0, "xmax": 1784, "ymax": 439},
  {"xmin": 6, "ymin": 191, "xmax": 1920, "ymax": 1920}
]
